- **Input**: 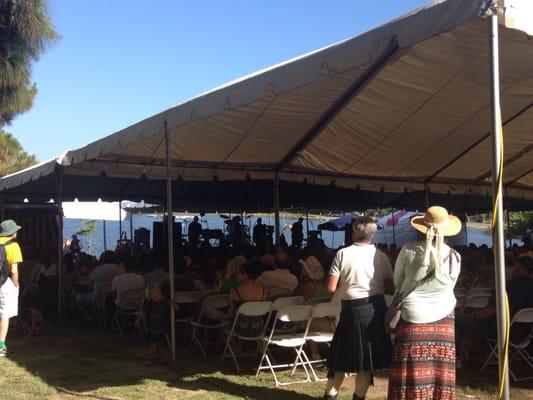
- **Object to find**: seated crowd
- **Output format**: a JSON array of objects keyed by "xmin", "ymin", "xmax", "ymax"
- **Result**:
[{"xmin": 14, "ymin": 221, "xmax": 533, "ymax": 395}]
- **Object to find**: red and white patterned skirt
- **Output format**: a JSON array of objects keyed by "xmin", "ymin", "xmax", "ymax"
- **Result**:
[{"xmin": 388, "ymin": 313, "xmax": 456, "ymax": 400}]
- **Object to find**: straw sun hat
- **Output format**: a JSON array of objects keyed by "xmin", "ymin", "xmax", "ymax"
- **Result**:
[
  {"xmin": 410, "ymin": 206, "xmax": 462, "ymax": 237},
  {"xmin": 299, "ymin": 256, "xmax": 324, "ymax": 281}
]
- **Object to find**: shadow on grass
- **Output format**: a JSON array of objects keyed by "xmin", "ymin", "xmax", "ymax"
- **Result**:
[
  {"xmin": 6, "ymin": 325, "xmax": 319, "ymax": 400},
  {"xmin": 456, "ymin": 359, "xmax": 533, "ymax": 395}
]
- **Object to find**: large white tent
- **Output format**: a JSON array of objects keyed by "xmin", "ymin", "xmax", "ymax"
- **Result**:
[
  {"xmin": 0, "ymin": 2, "xmax": 531, "ymax": 394},
  {"xmin": 1, "ymin": 0, "xmax": 533, "ymax": 207}
]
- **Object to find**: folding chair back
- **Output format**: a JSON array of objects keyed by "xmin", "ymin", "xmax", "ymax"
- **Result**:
[
  {"xmin": 118, "ymin": 288, "xmax": 145, "ymax": 310},
  {"xmin": 174, "ymin": 291, "xmax": 203, "ymax": 304},
  {"xmin": 272, "ymin": 296, "xmax": 305, "ymax": 311},
  {"xmin": 454, "ymin": 288, "xmax": 468, "ymax": 297},
  {"xmin": 455, "ymin": 294, "xmax": 467, "ymax": 309},
  {"xmin": 275, "ymin": 305, "xmax": 314, "ymax": 324},
  {"xmin": 194, "ymin": 294, "xmax": 230, "ymax": 324},
  {"xmin": 311, "ymin": 302, "xmax": 341, "ymax": 319},
  {"xmin": 467, "ymin": 288, "xmax": 493, "ymax": 297},
  {"xmin": 306, "ymin": 296, "xmax": 333, "ymax": 306},
  {"xmin": 512, "ymin": 308, "xmax": 533, "ymax": 324},
  {"xmin": 237, "ymin": 301, "xmax": 273, "ymax": 318},
  {"xmin": 465, "ymin": 294, "xmax": 491, "ymax": 309},
  {"xmin": 267, "ymin": 287, "xmax": 293, "ymax": 299}
]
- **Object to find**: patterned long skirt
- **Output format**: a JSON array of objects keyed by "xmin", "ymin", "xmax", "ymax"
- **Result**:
[{"xmin": 388, "ymin": 314, "xmax": 455, "ymax": 400}]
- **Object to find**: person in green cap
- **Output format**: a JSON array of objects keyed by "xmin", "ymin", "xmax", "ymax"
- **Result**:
[{"xmin": 0, "ymin": 219, "xmax": 23, "ymax": 357}]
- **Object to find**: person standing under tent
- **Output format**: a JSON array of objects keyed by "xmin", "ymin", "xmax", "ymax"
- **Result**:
[
  {"xmin": 388, "ymin": 206, "xmax": 461, "ymax": 400},
  {"xmin": 291, "ymin": 217, "xmax": 304, "ymax": 248},
  {"xmin": 252, "ymin": 217, "xmax": 267, "ymax": 252},
  {"xmin": 188, "ymin": 216, "xmax": 202, "ymax": 248},
  {"xmin": 0, "ymin": 220, "xmax": 23, "ymax": 357},
  {"xmin": 323, "ymin": 216, "xmax": 394, "ymax": 400}
]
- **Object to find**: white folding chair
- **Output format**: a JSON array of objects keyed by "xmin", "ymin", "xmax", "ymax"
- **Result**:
[
  {"xmin": 111, "ymin": 288, "xmax": 145, "ymax": 335},
  {"xmin": 173, "ymin": 291, "xmax": 203, "ymax": 324},
  {"xmin": 467, "ymin": 288, "xmax": 494, "ymax": 297},
  {"xmin": 267, "ymin": 296, "xmax": 305, "ymax": 335},
  {"xmin": 459, "ymin": 294, "xmax": 492, "ymax": 359},
  {"xmin": 94, "ymin": 282, "xmax": 112, "ymax": 329},
  {"xmin": 166, "ymin": 291, "xmax": 203, "ymax": 348},
  {"xmin": 306, "ymin": 296, "xmax": 333, "ymax": 306},
  {"xmin": 481, "ymin": 308, "xmax": 533, "ymax": 381},
  {"xmin": 272, "ymin": 296, "xmax": 305, "ymax": 310},
  {"xmin": 267, "ymin": 287, "xmax": 293, "ymax": 299},
  {"xmin": 464, "ymin": 294, "xmax": 491, "ymax": 309},
  {"xmin": 256, "ymin": 305, "xmax": 314, "ymax": 386},
  {"xmin": 190, "ymin": 294, "xmax": 230, "ymax": 359},
  {"xmin": 220, "ymin": 301, "xmax": 273, "ymax": 372},
  {"xmin": 301, "ymin": 302, "xmax": 341, "ymax": 382},
  {"xmin": 455, "ymin": 294, "xmax": 467, "ymax": 310}
]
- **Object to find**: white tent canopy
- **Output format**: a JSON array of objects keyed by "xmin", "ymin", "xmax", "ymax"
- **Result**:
[{"xmin": 1, "ymin": 0, "xmax": 533, "ymax": 205}]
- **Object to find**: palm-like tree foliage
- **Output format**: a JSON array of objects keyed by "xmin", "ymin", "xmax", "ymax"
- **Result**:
[
  {"xmin": 0, "ymin": 0, "xmax": 58, "ymax": 125},
  {"xmin": 0, "ymin": 129, "xmax": 37, "ymax": 176}
]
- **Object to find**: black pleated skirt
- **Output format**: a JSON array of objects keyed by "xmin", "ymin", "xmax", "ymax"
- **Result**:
[{"xmin": 327, "ymin": 295, "xmax": 392, "ymax": 376}]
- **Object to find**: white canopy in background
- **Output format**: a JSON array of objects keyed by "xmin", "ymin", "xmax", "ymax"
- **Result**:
[{"xmin": 1, "ymin": 0, "xmax": 533, "ymax": 207}]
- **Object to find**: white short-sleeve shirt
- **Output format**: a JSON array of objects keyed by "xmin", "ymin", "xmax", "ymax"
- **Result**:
[{"xmin": 329, "ymin": 243, "xmax": 393, "ymax": 300}]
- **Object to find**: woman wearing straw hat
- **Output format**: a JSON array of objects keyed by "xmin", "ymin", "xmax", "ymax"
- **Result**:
[{"xmin": 388, "ymin": 206, "xmax": 461, "ymax": 400}]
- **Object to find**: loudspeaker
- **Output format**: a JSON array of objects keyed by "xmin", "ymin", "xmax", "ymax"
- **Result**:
[
  {"xmin": 134, "ymin": 227, "xmax": 150, "ymax": 247},
  {"xmin": 153, "ymin": 221, "xmax": 182, "ymax": 250}
]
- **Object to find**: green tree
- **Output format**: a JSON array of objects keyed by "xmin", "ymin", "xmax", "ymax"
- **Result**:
[
  {"xmin": 506, "ymin": 211, "xmax": 533, "ymax": 240},
  {"xmin": 0, "ymin": 129, "xmax": 37, "ymax": 176},
  {"xmin": 0, "ymin": 0, "xmax": 58, "ymax": 125},
  {"xmin": 76, "ymin": 220, "xmax": 98, "ymax": 254}
]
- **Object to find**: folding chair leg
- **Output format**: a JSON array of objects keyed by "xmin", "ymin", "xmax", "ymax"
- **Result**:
[
  {"xmin": 264, "ymin": 352, "xmax": 281, "ymax": 386},
  {"xmin": 256, "ymin": 344, "xmax": 269, "ymax": 378},
  {"xmin": 480, "ymin": 343, "xmax": 498, "ymax": 372},
  {"xmin": 294, "ymin": 348, "xmax": 311, "ymax": 383}
]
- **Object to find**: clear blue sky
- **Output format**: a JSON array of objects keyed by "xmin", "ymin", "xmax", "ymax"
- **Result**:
[{"xmin": 9, "ymin": 0, "xmax": 428, "ymax": 162}]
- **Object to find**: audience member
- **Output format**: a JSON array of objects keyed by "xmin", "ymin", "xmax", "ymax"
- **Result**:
[
  {"xmin": 143, "ymin": 253, "xmax": 169, "ymax": 286},
  {"xmin": 256, "ymin": 252, "xmax": 298, "ymax": 297},
  {"xmin": 111, "ymin": 256, "xmax": 145, "ymax": 307}
]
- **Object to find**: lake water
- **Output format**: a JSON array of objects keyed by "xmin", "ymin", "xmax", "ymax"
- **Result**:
[
  {"xmin": 64, "ymin": 213, "xmax": 494, "ymax": 256},
  {"xmin": 63, "ymin": 213, "xmax": 347, "ymax": 255}
]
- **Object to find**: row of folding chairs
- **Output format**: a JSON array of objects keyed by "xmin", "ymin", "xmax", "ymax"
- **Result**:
[
  {"xmin": 222, "ymin": 300, "xmax": 340, "ymax": 386},
  {"xmin": 172, "ymin": 292, "xmax": 338, "ymax": 385},
  {"xmin": 480, "ymin": 307, "xmax": 533, "ymax": 382}
]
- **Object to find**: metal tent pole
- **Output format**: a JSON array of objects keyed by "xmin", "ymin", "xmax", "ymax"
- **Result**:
[
  {"xmin": 306, "ymin": 209, "xmax": 310, "ymax": 244},
  {"xmin": 164, "ymin": 121, "xmax": 176, "ymax": 362},
  {"xmin": 118, "ymin": 200, "xmax": 122, "ymax": 241},
  {"xmin": 489, "ymin": 9, "xmax": 510, "ymax": 400},
  {"xmin": 391, "ymin": 209, "xmax": 396, "ymax": 247},
  {"xmin": 0, "ymin": 191, "xmax": 5, "ymax": 220},
  {"xmin": 464, "ymin": 212, "xmax": 469, "ymax": 246},
  {"xmin": 56, "ymin": 166, "xmax": 64, "ymax": 319},
  {"xmin": 103, "ymin": 220, "xmax": 107, "ymax": 251},
  {"xmin": 129, "ymin": 210, "xmax": 134, "ymax": 245},
  {"xmin": 273, "ymin": 174, "xmax": 280, "ymax": 246},
  {"xmin": 506, "ymin": 208, "xmax": 512, "ymax": 247}
]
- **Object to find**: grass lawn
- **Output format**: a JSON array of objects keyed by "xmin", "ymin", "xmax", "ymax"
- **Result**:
[{"xmin": 0, "ymin": 325, "xmax": 532, "ymax": 399}]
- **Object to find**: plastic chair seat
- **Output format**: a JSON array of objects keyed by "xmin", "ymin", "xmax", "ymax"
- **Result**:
[
  {"xmin": 265, "ymin": 334, "xmax": 306, "ymax": 348},
  {"xmin": 305, "ymin": 331, "xmax": 334, "ymax": 343}
]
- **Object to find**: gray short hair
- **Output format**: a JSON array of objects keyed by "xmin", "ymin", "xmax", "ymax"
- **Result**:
[{"xmin": 352, "ymin": 216, "xmax": 378, "ymax": 242}]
